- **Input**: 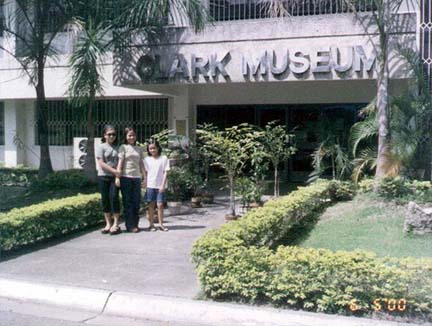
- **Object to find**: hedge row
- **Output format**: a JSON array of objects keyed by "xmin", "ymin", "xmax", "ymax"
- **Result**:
[
  {"xmin": 0, "ymin": 167, "xmax": 38, "ymax": 186},
  {"xmin": 0, "ymin": 193, "xmax": 101, "ymax": 252},
  {"xmin": 191, "ymin": 180, "xmax": 432, "ymax": 320}
]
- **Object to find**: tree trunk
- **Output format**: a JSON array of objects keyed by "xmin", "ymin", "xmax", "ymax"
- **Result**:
[
  {"xmin": 375, "ymin": 33, "xmax": 391, "ymax": 184},
  {"xmin": 331, "ymin": 154, "xmax": 336, "ymax": 180},
  {"xmin": 228, "ymin": 174, "xmax": 236, "ymax": 216},
  {"xmin": 36, "ymin": 68, "xmax": 53, "ymax": 179},
  {"xmin": 84, "ymin": 91, "xmax": 97, "ymax": 183},
  {"xmin": 274, "ymin": 166, "xmax": 279, "ymax": 197}
]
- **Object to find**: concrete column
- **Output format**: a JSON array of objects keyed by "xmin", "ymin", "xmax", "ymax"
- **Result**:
[
  {"xmin": 4, "ymin": 100, "xmax": 26, "ymax": 167},
  {"xmin": 171, "ymin": 87, "xmax": 190, "ymax": 137}
]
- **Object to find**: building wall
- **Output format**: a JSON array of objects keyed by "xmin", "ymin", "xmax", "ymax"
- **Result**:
[{"xmin": 0, "ymin": 146, "xmax": 4, "ymax": 163}]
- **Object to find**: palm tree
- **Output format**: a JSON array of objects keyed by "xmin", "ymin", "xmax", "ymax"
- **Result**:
[
  {"xmin": 68, "ymin": 0, "xmax": 209, "ymax": 181},
  {"xmin": 349, "ymin": 45, "xmax": 432, "ymax": 182},
  {"xmin": 346, "ymin": 0, "xmax": 407, "ymax": 182},
  {"xmin": 68, "ymin": 19, "xmax": 110, "ymax": 182},
  {"xmin": 0, "ymin": 0, "xmax": 75, "ymax": 178}
]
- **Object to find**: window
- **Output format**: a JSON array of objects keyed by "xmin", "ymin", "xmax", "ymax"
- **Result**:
[
  {"xmin": 36, "ymin": 98, "xmax": 169, "ymax": 146},
  {"xmin": 209, "ymin": 0, "xmax": 377, "ymax": 21},
  {"xmin": 0, "ymin": 102, "xmax": 4, "ymax": 145}
]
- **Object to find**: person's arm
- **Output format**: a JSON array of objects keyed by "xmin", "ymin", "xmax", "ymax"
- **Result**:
[
  {"xmin": 97, "ymin": 158, "xmax": 120, "ymax": 177},
  {"xmin": 159, "ymin": 170, "xmax": 168, "ymax": 193},
  {"xmin": 140, "ymin": 160, "xmax": 146, "ymax": 183},
  {"xmin": 159, "ymin": 157, "xmax": 170, "ymax": 193}
]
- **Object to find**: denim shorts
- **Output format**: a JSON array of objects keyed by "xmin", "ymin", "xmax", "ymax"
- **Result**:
[{"xmin": 145, "ymin": 188, "xmax": 166, "ymax": 203}]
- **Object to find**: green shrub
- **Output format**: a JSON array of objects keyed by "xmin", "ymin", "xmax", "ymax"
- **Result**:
[
  {"xmin": 29, "ymin": 169, "xmax": 93, "ymax": 192},
  {"xmin": 328, "ymin": 180, "xmax": 356, "ymax": 201},
  {"xmin": 360, "ymin": 177, "xmax": 432, "ymax": 204},
  {"xmin": 192, "ymin": 180, "xmax": 432, "ymax": 320},
  {"xmin": 377, "ymin": 176, "xmax": 409, "ymax": 199},
  {"xmin": 0, "ymin": 167, "xmax": 38, "ymax": 186},
  {"xmin": 358, "ymin": 178, "xmax": 374, "ymax": 193},
  {"xmin": 0, "ymin": 193, "xmax": 101, "ymax": 252}
]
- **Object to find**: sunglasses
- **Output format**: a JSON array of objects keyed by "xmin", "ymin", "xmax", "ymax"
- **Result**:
[{"xmin": 107, "ymin": 133, "xmax": 116, "ymax": 137}]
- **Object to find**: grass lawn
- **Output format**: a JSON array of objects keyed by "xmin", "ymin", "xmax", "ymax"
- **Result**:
[
  {"xmin": 0, "ymin": 185, "xmax": 97, "ymax": 213},
  {"xmin": 300, "ymin": 194, "xmax": 432, "ymax": 258}
]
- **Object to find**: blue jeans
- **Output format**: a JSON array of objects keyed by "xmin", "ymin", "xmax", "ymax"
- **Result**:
[
  {"xmin": 120, "ymin": 177, "xmax": 141, "ymax": 231},
  {"xmin": 145, "ymin": 188, "xmax": 166, "ymax": 203}
]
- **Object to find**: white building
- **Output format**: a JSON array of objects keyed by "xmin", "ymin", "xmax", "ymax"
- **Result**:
[{"xmin": 0, "ymin": 0, "xmax": 426, "ymax": 180}]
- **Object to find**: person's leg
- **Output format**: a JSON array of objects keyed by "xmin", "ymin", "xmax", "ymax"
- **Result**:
[
  {"xmin": 120, "ymin": 177, "xmax": 133, "ymax": 231},
  {"xmin": 148, "ymin": 201, "xmax": 156, "ymax": 230},
  {"xmin": 146, "ymin": 188, "xmax": 157, "ymax": 231},
  {"xmin": 157, "ymin": 191, "xmax": 168, "ymax": 231},
  {"xmin": 109, "ymin": 177, "xmax": 121, "ymax": 234},
  {"xmin": 98, "ymin": 176, "xmax": 113, "ymax": 233},
  {"xmin": 132, "ymin": 178, "xmax": 141, "ymax": 230}
]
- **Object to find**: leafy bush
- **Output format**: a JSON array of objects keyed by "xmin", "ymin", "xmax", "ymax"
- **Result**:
[
  {"xmin": 359, "ymin": 177, "xmax": 432, "ymax": 203},
  {"xmin": 377, "ymin": 176, "xmax": 409, "ymax": 199},
  {"xmin": 328, "ymin": 180, "xmax": 356, "ymax": 201},
  {"xmin": 192, "ymin": 180, "xmax": 432, "ymax": 320},
  {"xmin": 358, "ymin": 178, "xmax": 374, "ymax": 193},
  {"xmin": 0, "ymin": 193, "xmax": 101, "ymax": 252},
  {"xmin": 0, "ymin": 167, "xmax": 38, "ymax": 186},
  {"xmin": 29, "ymin": 169, "xmax": 93, "ymax": 192}
]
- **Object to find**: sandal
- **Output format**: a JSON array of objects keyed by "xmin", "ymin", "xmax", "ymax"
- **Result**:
[
  {"xmin": 159, "ymin": 226, "xmax": 169, "ymax": 232},
  {"xmin": 148, "ymin": 225, "xmax": 157, "ymax": 232},
  {"xmin": 131, "ymin": 227, "xmax": 140, "ymax": 233},
  {"xmin": 109, "ymin": 225, "xmax": 121, "ymax": 235},
  {"xmin": 101, "ymin": 227, "xmax": 111, "ymax": 234}
]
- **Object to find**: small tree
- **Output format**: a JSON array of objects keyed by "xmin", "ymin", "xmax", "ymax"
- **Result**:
[
  {"xmin": 260, "ymin": 121, "xmax": 296, "ymax": 197},
  {"xmin": 197, "ymin": 124, "xmax": 255, "ymax": 216}
]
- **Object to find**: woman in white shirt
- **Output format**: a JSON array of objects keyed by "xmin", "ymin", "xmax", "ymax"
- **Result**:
[{"xmin": 143, "ymin": 139, "xmax": 170, "ymax": 231}]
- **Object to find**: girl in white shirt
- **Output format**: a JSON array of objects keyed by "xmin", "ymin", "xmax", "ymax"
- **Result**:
[{"xmin": 143, "ymin": 140, "xmax": 170, "ymax": 231}]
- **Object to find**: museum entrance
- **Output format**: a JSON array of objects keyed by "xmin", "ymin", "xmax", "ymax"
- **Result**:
[{"xmin": 197, "ymin": 104, "xmax": 364, "ymax": 182}]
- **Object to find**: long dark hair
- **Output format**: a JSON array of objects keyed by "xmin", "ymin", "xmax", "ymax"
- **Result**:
[
  {"xmin": 123, "ymin": 127, "xmax": 137, "ymax": 145},
  {"xmin": 147, "ymin": 138, "xmax": 162, "ymax": 156},
  {"xmin": 101, "ymin": 125, "xmax": 117, "ymax": 144}
]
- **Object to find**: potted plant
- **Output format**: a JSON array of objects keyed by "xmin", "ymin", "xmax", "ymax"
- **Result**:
[
  {"xmin": 187, "ymin": 170, "xmax": 204, "ymax": 208},
  {"xmin": 167, "ymin": 166, "xmax": 189, "ymax": 215}
]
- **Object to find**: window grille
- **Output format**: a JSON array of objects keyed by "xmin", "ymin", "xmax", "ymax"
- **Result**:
[
  {"xmin": 209, "ymin": 0, "xmax": 376, "ymax": 21},
  {"xmin": 0, "ymin": 102, "xmax": 4, "ymax": 145},
  {"xmin": 421, "ymin": 0, "xmax": 432, "ymax": 89},
  {"xmin": 36, "ymin": 98, "xmax": 168, "ymax": 146}
]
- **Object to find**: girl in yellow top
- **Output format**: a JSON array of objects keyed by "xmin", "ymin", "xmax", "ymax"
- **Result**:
[{"xmin": 116, "ymin": 127, "xmax": 145, "ymax": 233}]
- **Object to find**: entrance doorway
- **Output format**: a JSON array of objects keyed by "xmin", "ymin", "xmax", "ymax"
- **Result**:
[{"xmin": 197, "ymin": 104, "xmax": 364, "ymax": 182}]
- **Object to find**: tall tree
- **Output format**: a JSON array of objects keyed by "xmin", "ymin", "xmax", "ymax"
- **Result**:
[
  {"xmin": 0, "ymin": 0, "xmax": 75, "ymax": 178},
  {"xmin": 347, "ymin": 0, "xmax": 408, "ymax": 182}
]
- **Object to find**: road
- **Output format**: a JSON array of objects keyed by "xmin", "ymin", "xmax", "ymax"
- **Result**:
[{"xmin": 0, "ymin": 297, "xmax": 207, "ymax": 326}]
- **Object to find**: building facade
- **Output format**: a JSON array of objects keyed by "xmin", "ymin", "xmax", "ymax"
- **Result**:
[{"xmin": 0, "ymin": 0, "xmax": 422, "ymax": 179}]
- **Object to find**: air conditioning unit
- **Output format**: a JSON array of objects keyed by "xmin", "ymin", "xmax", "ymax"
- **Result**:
[{"xmin": 73, "ymin": 137, "xmax": 102, "ymax": 169}]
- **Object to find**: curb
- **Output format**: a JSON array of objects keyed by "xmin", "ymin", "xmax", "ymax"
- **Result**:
[
  {"xmin": 0, "ymin": 277, "xmax": 415, "ymax": 326},
  {"xmin": 0, "ymin": 278, "xmax": 110, "ymax": 313}
]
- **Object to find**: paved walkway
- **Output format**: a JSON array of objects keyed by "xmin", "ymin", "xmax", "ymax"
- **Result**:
[{"xmin": 0, "ymin": 202, "xmax": 227, "ymax": 299}]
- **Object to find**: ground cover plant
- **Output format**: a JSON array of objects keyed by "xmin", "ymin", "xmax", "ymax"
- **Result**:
[{"xmin": 192, "ymin": 180, "xmax": 432, "ymax": 322}]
